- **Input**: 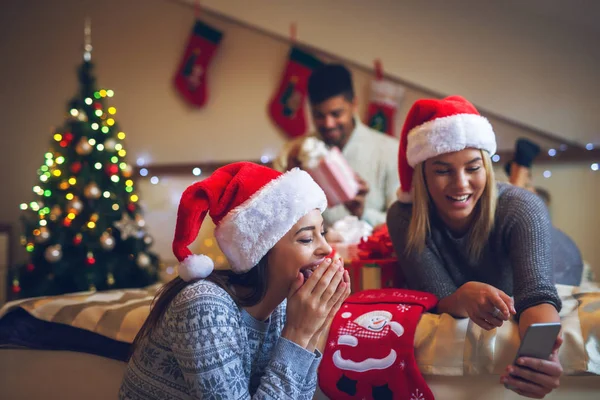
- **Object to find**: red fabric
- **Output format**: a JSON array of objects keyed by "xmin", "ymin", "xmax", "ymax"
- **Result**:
[
  {"xmin": 357, "ymin": 224, "xmax": 394, "ymax": 260},
  {"xmin": 173, "ymin": 20, "xmax": 223, "ymax": 108},
  {"xmin": 398, "ymin": 96, "xmax": 481, "ymax": 199},
  {"xmin": 268, "ymin": 47, "xmax": 323, "ymax": 138},
  {"xmin": 366, "ymin": 102, "xmax": 396, "ymax": 136},
  {"xmin": 347, "ymin": 259, "xmax": 403, "ymax": 293},
  {"xmin": 319, "ymin": 288, "xmax": 437, "ymax": 400},
  {"xmin": 172, "ymin": 162, "xmax": 281, "ymax": 262}
]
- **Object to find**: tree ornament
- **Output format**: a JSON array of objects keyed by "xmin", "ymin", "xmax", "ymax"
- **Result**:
[
  {"xmin": 104, "ymin": 138, "xmax": 117, "ymax": 151},
  {"xmin": 75, "ymin": 137, "xmax": 93, "ymax": 155},
  {"xmin": 71, "ymin": 162, "xmax": 82, "ymax": 174},
  {"xmin": 113, "ymin": 213, "xmax": 139, "ymax": 239},
  {"xmin": 86, "ymin": 251, "xmax": 96, "ymax": 265},
  {"xmin": 100, "ymin": 232, "xmax": 115, "ymax": 250},
  {"xmin": 143, "ymin": 234, "xmax": 154, "ymax": 246},
  {"xmin": 106, "ymin": 164, "xmax": 119, "ymax": 175},
  {"xmin": 84, "ymin": 182, "xmax": 101, "ymax": 199},
  {"xmin": 122, "ymin": 164, "xmax": 133, "ymax": 178},
  {"xmin": 136, "ymin": 252, "xmax": 151, "ymax": 268},
  {"xmin": 34, "ymin": 227, "xmax": 51, "ymax": 243},
  {"xmin": 67, "ymin": 196, "xmax": 83, "ymax": 213},
  {"xmin": 73, "ymin": 233, "xmax": 83, "ymax": 245},
  {"xmin": 77, "ymin": 110, "xmax": 88, "ymax": 121},
  {"xmin": 135, "ymin": 215, "xmax": 146, "ymax": 228},
  {"xmin": 45, "ymin": 244, "xmax": 63, "ymax": 263},
  {"xmin": 107, "ymin": 272, "xmax": 115, "ymax": 286}
]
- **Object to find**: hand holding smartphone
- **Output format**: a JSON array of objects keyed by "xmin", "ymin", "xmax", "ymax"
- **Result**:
[{"xmin": 504, "ymin": 322, "xmax": 561, "ymax": 391}]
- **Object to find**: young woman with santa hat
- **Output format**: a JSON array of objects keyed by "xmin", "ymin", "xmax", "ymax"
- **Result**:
[
  {"xmin": 120, "ymin": 162, "xmax": 350, "ymax": 400},
  {"xmin": 387, "ymin": 96, "xmax": 566, "ymax": 398}
]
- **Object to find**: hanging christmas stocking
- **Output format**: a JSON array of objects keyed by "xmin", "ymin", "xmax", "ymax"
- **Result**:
[
  {"xmin": 365, "ymin": 79, "xmax": 405, "ymax": 136},
  {"xmin": 174, "ymin": 20, "xmax": 223, "ymax": 107},
  {"xmin": 268, "ymin": 47, "xmax": 323, "ymax": 138},
  {"xmin": 319, "ymin": 288, "xmax": 438, "ymax": 400}
]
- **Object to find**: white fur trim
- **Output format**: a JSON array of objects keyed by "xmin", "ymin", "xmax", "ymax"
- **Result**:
[
  {"xmin": 406, "ymin": 113, "xmax": 496, "ymax": 167},
  {"xmin": 396, "ymin": 187, "xmax": 413, "ymax": 204},
  {"xmin": 214, "ymin": 168, "xmax": 327, "ymax": 272},
  {"xmin": 178, "ymin": 254, "xmax": 214, "ymax": 281}
]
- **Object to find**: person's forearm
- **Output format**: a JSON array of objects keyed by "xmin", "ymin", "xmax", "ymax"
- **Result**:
[
  {"xmin": 437, "ymin": 291, "xmax": 468, "ymax": 318},
  {"xmin": 518, "ymin": 303, "xmax": 560, "ymax": 339}
]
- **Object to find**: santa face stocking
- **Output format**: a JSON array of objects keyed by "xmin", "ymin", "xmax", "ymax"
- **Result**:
[
  {"xmin": 174, "ymin": 20, "xmax": 223, "ymax": 107},
  {"xmin": 365, "ymin": 80, "xmax": 405, "ymax": 136},
  {"xmin": 269, "ymin": 47, "xmax": 323, "ymax": 138},
  {"xmin": 319, "ymin": 288, "xmax": 438, "ymax": 400}
]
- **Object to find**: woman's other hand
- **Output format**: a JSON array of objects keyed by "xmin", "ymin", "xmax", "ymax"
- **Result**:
[{"xmin": 457, "ymin": 281, "xmax": 516, "ymax": 330}]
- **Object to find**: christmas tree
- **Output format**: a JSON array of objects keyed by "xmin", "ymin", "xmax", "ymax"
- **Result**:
[{"xmin": 11, "ymin": 22, "xmax": 159, "ymax": 298}]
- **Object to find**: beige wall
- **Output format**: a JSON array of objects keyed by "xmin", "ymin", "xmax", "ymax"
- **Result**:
[
  {"xmin": 195, "ymin": 0, "xmax": 600, "ymax": 145},
  {"xmin": 1, "ymin": 0, "xmax": 598, "ymax": 276}
]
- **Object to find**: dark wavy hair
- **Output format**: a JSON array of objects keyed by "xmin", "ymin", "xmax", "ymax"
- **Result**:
[
  {"xmin": 308, "ymin": 64, "xmax": 355, "ymax": 104},
  {"xmin": 130, "ymin": 256, "xmax": 269, "ymax": 357}
]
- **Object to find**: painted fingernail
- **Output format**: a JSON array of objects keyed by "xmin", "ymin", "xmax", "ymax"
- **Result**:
[
  {"xmin": 507, "ymin": 366, "xmax": 513, "ymax": 373},
  {"xmin": 517, "ymin": 358, "xmax": 525, "ymax": 365},
  {"xmin": 325, "ymin": 258, "xmax": 331, "ymax": 264}
]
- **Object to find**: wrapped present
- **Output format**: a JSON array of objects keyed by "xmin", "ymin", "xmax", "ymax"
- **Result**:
[
  {"xmin": 297, "ymin": 137, "xmax": 359, "ymax": 207},
  {"xmin": 347, "ymin": 224, "xmax": 404, "ymax": 292}
]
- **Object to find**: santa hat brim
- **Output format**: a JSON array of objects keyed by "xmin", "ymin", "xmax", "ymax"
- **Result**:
[
  {"xmin": 215, "ymin": 168, "xmax": 327, "ymax": 272},
  {"xmin": 406, "ymin": 113, "xmax": 496, "ymax": 167}
]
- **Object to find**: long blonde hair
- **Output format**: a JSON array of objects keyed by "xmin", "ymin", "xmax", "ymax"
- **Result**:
[{"xmin": 406, "ymin": 150, "xmax": 497, "ymax": 262}]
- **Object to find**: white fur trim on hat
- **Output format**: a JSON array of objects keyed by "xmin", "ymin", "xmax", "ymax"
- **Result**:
[
  {"xmin": 178, "ymin": 254, "xmax": 215, "ymax": 281},
  {"xmin": 406, "ymin": 113, "xmax": 496, "ymax": 167},
  {"xmin": 214, "ymin": 168, "xmax": 327, "ymax": 273}
]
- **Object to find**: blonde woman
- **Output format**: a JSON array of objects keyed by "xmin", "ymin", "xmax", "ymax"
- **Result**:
[{"xmin": 387, "ymin": 96, "xmax": 566, "ymax": 398}]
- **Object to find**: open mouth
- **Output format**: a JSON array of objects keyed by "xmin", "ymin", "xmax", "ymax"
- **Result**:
[
  {"xmin": 301, "ymin": 268, "xmax": 314, "ymax": 281},
  {"xmin": 300, "ymin": 259, "xmax": 324, "ymax": 282},
  {"xmin": 446, "ymin": 194, "xmax": 471, "ymax": 203}
]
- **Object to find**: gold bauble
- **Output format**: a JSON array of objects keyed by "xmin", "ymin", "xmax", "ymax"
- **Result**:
[
  {"xmin": 75, "ymin": 137, "xmax": 93, "ymax": 155},
  {"xmin": 83, "ymin": 182, "xmax": 101, "ymax": 199}
]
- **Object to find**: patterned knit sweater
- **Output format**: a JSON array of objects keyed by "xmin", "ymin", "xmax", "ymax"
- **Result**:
[
  {"xmin": 387, "ymin": 183, "xmax": 563, "ymax": 315},
  {"xmin": 119, "ymin": 280, "xmax": 321, "ymax": 399}
]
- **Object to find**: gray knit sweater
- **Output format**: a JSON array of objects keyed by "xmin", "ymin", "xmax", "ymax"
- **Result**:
[
  {"xmin": 387, "ymin": 183, "xmax": 564, "ymax": 315},
  {"xmin": 119, "ymin": 280, "xmax": 321, "ymax": 400}
]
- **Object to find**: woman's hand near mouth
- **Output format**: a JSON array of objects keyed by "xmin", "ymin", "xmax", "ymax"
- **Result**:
[{"xmin": 283, "ymin": 257, "xmax": 349, "ymax": 350}]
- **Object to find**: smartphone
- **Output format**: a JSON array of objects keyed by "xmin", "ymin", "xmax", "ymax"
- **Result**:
[{"xmin": 505, "ymin": 322, "xmax": 561, "ymax": 390}]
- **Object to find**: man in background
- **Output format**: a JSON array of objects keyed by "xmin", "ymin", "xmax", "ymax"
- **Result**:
[{"xmin": 275, "ymin": 64, "xmax": 399, "ymax": 227}]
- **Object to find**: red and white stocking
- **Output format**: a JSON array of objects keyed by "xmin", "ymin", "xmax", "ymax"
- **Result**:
[
  {"xmin": 268, "ymin": 47, "xmax": 323, "ymax": 138},
  {"xmin": 319, "ymin": 288, "xmax": 438, "ymax": 400},
  {"xmin": 365, "ymin": 80, "xmax": 404, "ymax": 136},
  {"xmin": 173, "ymin": 20, "xmax": 223, "ymax": 107}
]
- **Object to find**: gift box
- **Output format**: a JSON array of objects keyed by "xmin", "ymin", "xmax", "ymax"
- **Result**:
[
  {"xmin": 347, "ymin": 258, "xmax": 401, "ymax": 293},
  {"xmin": 305, "ymin": 147, "xmax": 359, "ymax": 207},
  {"xmin": 345, "ymin": 224, "xmax": 404, "ymax": 292}
]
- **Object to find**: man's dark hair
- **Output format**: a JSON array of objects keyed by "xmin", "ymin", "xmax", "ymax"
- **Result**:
[{"xmin": 307, "ymin": 64, "xmax": 354, "ymax": 105}]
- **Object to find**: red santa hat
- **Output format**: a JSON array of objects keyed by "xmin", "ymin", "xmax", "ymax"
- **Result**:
[
  {"xmin": 397, "ymin": 95, "xmax": 497, "ymax": 203},
  {"xmin": 172, "ymin": 161, "xmax": 327, "ymax": 281}
]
